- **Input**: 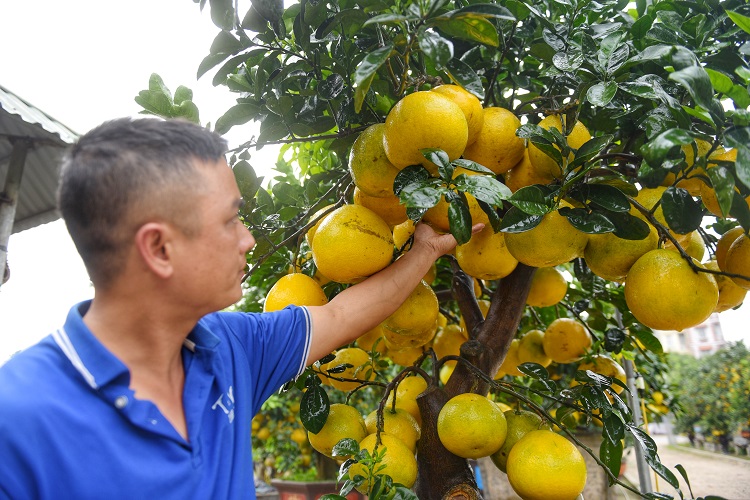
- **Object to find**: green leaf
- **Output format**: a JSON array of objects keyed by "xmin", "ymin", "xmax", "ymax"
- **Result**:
[
  {"xmin": 706, "ymin": 166, "xmax": 735, "ymax": 217},
  {"xmin": 233, "ymin": 161, "xmax": 260, "ymax": 201},
  {"xmin": 354, "ymin": 71, "xmax": 376, "ymax": 114},
  {"xmin": 301, "ymin": 381, "xmax": 329, "ymax": 434},
  {"xmin": 629, "ymin": 426, "xmax": 681, "ymax": 491},
  {"xmin": 400, "ymin": 182, "xmax": 444, "ymax": 210},
  {"xmin": 134, "ymin": 90, "xmax": 173, "ymax": 118},
  {"xmin": 450, "ymin": 3, "xmax": 515, "ymax": 21},
  {"xmin": 507, "ymin": 185, "xmax": 552, "ymax": 215},
  {"xmin": 215, "ymin": 103, "xmax": 261, "ymax": 134},
  {"xmin": 585, "ymin": 184, "xmax": 630, "ymax": 213},
  {"xmin": 600, "ymin": 432, "xmax": 624, "ymax": 484},
  {"xmin": 250, "ymin": 0, "xmax": 282, "ymax": 23},
  {"xmin": 705, "ymin": 68, "xmax": 733, "ymax": 94},
  {"xmin": 633, "ymin": 328, "xmax": 663, "ymax": 354},
  {"xmin": 662, "ymin": 186, "xmax": 704, "ymax": 235},
  {"xmin": 363, "ymin": 13, "xmax": 415, "ymax": 27},
  {"xmin": 569, "ymin": 135, "xmax": 613, "ymax": 170},
  {"xmin": 723, "ymin": 129, "xmax": 750, "ymax": 189},
  {"xmin": 558, "ymin": 207, "xmax": 616, "ymax": 234},
  {"xmin": 455, "ymin": 174, "xmax": 511, "ymax": 206},
  {"xmin": 727, "ymin": 10, "xmax": 750, "ymax": 35},
  {"xmin": 448, "ymin": 193, "xmax": 472, "ymax": 244},
  {"xmin": 421, "ymin": 148, "xmax": 452, "ymax": 178},
  {"xmin": 587, "ymin": 81, "xmax": 618, "ymax": 107},
  {"xmin": 477, "ymin": 198, "xmax": 502, "ymax": 232},
  {"xmin": 174, "ymin": 86, "xmax": 193, "ymax": 106},
  {"xmin": 332, "ymin": 438, "xmax": 360, "ymax": 458},
  {"xmin": 431, "ymin": 14, "xmax": 499, "ymax": 47},
  {"xmin": 419, "ymin": 29, "xmax": 454, "ymax": 68},
  {"xmin": 453, "ymin": 158, "xmax": 494, "ymax": 174},
  {"xmin": 394, "ymin": 165, "xmax": 431, "ymax": 196},
  {"xmin": 354, "ymin": 44, "xmax": 394, "ymax": 87},
  {"xmin": 209, "ymin": 0, "xmax": 235, "ymax": 30},
  {"xmin": 669, "ymin": 65, "xmax": 717, "ymax": 113},
  {"xmin": 640, "ymin": 128, "xmax": 694, "ymax": 166},
  {"xmin": 445, "ymin": 59, "xmax": 484, "ymax": 100},
  {"xmin": 729, "ymin": 189, "xmax": 750, "ymax": 231},
  {"xmin": 319, "ymin": 74, "xmax": 345, "ymax": 100},
  {"xmin": 607, "ymin": 212, "xmax": 653, "ymax": 240},
  {"xmin": 500, "ymin": 206, "xmax": 544, "ymax": 233}
]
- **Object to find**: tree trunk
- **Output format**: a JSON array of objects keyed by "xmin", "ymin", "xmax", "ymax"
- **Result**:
[{"xmin": 413, "ymin": 264, "xmax": 536, "ymax": 499}]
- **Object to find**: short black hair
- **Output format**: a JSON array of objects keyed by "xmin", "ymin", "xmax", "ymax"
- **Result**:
[{"xmin": 58, "ymin": 117, "xmax": 227, "ymax": 286}]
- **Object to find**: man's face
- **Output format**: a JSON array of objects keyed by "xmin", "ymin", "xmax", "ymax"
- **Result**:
[{"xmin": 173, "ymin": 159, "xmax": 255, "ymax": 314}]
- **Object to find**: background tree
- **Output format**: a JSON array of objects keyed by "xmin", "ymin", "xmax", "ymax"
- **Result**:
[{"xmin": 140, "ymin": 0, "xmax": 750, "ymax": 498}]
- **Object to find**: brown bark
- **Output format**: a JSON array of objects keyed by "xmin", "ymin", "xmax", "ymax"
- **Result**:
[{"xmin": 413, "ymin": 264, "xmax": 536, "ymax": 499}]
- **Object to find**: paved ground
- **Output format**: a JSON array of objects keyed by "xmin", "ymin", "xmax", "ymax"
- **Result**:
[{"xmin": 614, "ymin": 435, "xmax": 750, "ymax": 500}]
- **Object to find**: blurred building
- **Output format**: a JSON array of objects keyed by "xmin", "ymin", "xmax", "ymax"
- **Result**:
[{"xmin": 654, "ymin": 314, "xmax": 726, "ymax": 358}]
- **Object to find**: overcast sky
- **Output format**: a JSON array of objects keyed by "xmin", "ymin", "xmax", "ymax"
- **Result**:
[{"xmin": 1, "ymin": 1, "xmax": 749, "ymax": 364}]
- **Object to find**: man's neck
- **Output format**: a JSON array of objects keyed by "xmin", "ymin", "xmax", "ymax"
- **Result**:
[{"xmin": 82, "ymin": 291, "xmax": 196, "ymax": 440}]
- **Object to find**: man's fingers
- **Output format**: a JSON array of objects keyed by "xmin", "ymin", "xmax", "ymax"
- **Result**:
[{"xmin": 471, "ymin": 223, "xmax": 485, "ymax": 234}]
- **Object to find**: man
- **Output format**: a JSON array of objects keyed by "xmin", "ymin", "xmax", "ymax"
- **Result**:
[{"xmin": 0, "ymin": 118, "xmax": 465, "ymax": 499}]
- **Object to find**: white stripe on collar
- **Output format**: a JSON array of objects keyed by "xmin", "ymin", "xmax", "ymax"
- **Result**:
[{"xmin": 53, "ymin": 328, "xmax": 98, "ymax": 389}]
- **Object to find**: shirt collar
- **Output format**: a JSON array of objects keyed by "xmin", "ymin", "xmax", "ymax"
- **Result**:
[{"xmin": 55, "ymin": 300, "xmax": 222, "ymax": 389}]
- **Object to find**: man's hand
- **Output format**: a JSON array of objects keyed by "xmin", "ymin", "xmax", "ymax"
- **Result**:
[{"xmin": 411, "ymin": 222, "xmax": 486, "ymax": 259}]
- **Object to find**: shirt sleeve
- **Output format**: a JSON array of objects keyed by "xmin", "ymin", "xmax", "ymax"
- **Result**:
[{"xmin": 209, "ymin": 306, "xmax": 313, "ymax": 414}]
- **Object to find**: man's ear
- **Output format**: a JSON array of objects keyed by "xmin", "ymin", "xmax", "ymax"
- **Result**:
[{"xmin": 134, "ymin": 222, "xmax": 174, "ymax": 279}]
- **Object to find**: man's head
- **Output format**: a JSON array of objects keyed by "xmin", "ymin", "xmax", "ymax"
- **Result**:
[{"xmin": 58, "ymin": 117, "xmax": 228, "ymax": 287}]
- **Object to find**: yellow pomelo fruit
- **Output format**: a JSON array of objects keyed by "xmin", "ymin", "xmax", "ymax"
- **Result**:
[
  {"xmin": 459, "ymin": 298, "xmax": 491, "ymax": 332},
  {"xmin": 433, "ymin": 324, "xmax": 468, "ymax": 362},
  {"xmin": 308, "ymin": 404, "xmax": 367, "ymax": 459},
  {"xmin": 364, "ymin": 408, "xmax": 421, "ymax": 452},
  {"xmin": 503, "ymin": 149, "xmax": 554, "ymax": 192},
  {"xmin": 664, "ymin": 230, "xmax": 706, "ymax": 262},
  {"xmin": 716, "ymin": 226, "xmax": 744, "ymax": 271},
  {"xmin": 700, "ymin": 184, "xmax": 750, "ymax": 218},
  {"xmin": 263, "ymin": 273, "xmax": 329, "ymax": 312},
  {"xmin": 542, "ymin": 318, "xmax": 592, "ymax": 364},
  {"xmin": 386, "ymin": 346, "xmax": 424, "ymax": 367},
  {"xmin": 625, "ymin": 249, "xmax": 719, "ymax": 331},
  {"xmin": 383, "ymin": 322, "xmax": 437, "ymax": 350},
  {"xmin": 517, "ymin": 329, "xmax": 552, "ymax": 368},
  {"xmin": 576, "ymin": 355, "xmax": 627, "ymax": 394},
  {"xmin": 431, "ymin": 84, "xmax": 484, "ymax": 146},
  {"xmin": 506, "ymin": 429, "xmax": 587, "ymax": 500},
  {"xmin": 496, "ymin": 401, "xmax": 513, "ymax": 413},
  {"xmin": 291, "ymin": 428, "xmax": 308, "ymax": 446},
  {"xmin": 504, "ymin": 201, "xmax": 588, "ymax": 267},
  {"xmin": 630, "ymin": 186, "xmax": 691, "ymax": 246},
  {"xmin": 256, "ymin": 427, "xmax": 271, "ymax": 440},
  {"xmin": 423, "ymin": 188, "xmax": 490, "ymax": 234},
  {"xmin": 584, "ymin": 227, "xmax": 659, "ymax": 282},
  {"xmin": 725, "ymin": 233, "xmax": 750, "ymax": 290},
  {"xmin": 349, "ymin": 123, "xmax": 401, "ymax": 198},
  {"xmin": 498, "ymin": 338, "xmax": 523, "ymax": 377},
  {"xmin": 491, "ymin": 409, "xmax": 548, "ymax": 473},
  {"xmin": 437, "ymin": 393, "xmax": 508, "ymax": 459},
  {"xmin": 704, "ymin": 260, "xmax": 746, "ymax": 313},
  {"xmin": 321, "ymin": 347, "xmax": 376, "ymax": 392},
  {"xmin": 383, "ymin": 280, "xmax": 439, "ymax": 335},
  {"xmin": 290, "ymin": 251, "xmax": 331, "ymax": 286},
  {"xmin": 349, "ymin": 433, "xmax": 417, "ymax": 491},
  {"xmin": 353, "ymin": 187, "xmax": 408, "ymax": 228},
  {"xmin": 311, "ymin": 204, "xmax": 394, "ymax": 284},
  {"xmin": 393, "ymin": 219, "xmax": 416, "ymax": 250},
  {"xmin": 456, "ymin": 226, "xmax": 519, "ymax": 280},
  {"xmin": 386, "ymin": 375, "xmax": 428, "ymax": 425},
  {"xmin": 527, "ymin": 115, "xmax": 591, "ymax": 179},
  {"xmin": 667, "ymin": 139, "xmax": 715, "ymax": 195},
  {"xmin": 462, "ymin": 107, "xmax": 525, "ymax": 174},
  {"xmin": 439, "ymin": 363, "xmax": 455, "ymax": 385},
  {"xmin": 525, "ymin": 267, "xmax": 568, "ymax": 307},
  {"xmin": 305, "ymin": 204, "xmax": 336, "ymax": 246},
  {"xmin": 356, "ymin": 324, "xmax": 387, "ymax": 354},
  {"xmin": 383, "ymin": 91, "xmax": 468, "ymax": 175}
]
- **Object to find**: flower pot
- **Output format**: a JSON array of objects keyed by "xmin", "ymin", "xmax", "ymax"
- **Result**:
[{"xmin": 270, "ymin": 480, "xmax": 365, "ymax": 500}]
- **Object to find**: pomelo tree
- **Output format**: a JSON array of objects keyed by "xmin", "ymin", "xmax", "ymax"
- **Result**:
[{"xmin": 141, "ymin": 0, "xmax": 750, "ymax": 498}]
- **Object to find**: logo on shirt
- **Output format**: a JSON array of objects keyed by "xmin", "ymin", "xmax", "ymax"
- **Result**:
[{"xmin": 212, "ymin": 386, "xmax": 235, "ymax": 423}]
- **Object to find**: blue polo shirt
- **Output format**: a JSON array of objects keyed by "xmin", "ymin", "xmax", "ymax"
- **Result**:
[{"xmin": 0, "ymin": 301, "xmax": 312, "ymax": 499}]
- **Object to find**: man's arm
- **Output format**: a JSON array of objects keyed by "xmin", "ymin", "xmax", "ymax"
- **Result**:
[{"xmin": 304, "ymin": 223, "xmax": 480, "ymax": 364}]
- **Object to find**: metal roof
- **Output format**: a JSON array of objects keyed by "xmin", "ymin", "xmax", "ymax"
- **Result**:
[{"xmin": 0, "ymin": 84, "xmax": 78, "ymax": 234}]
